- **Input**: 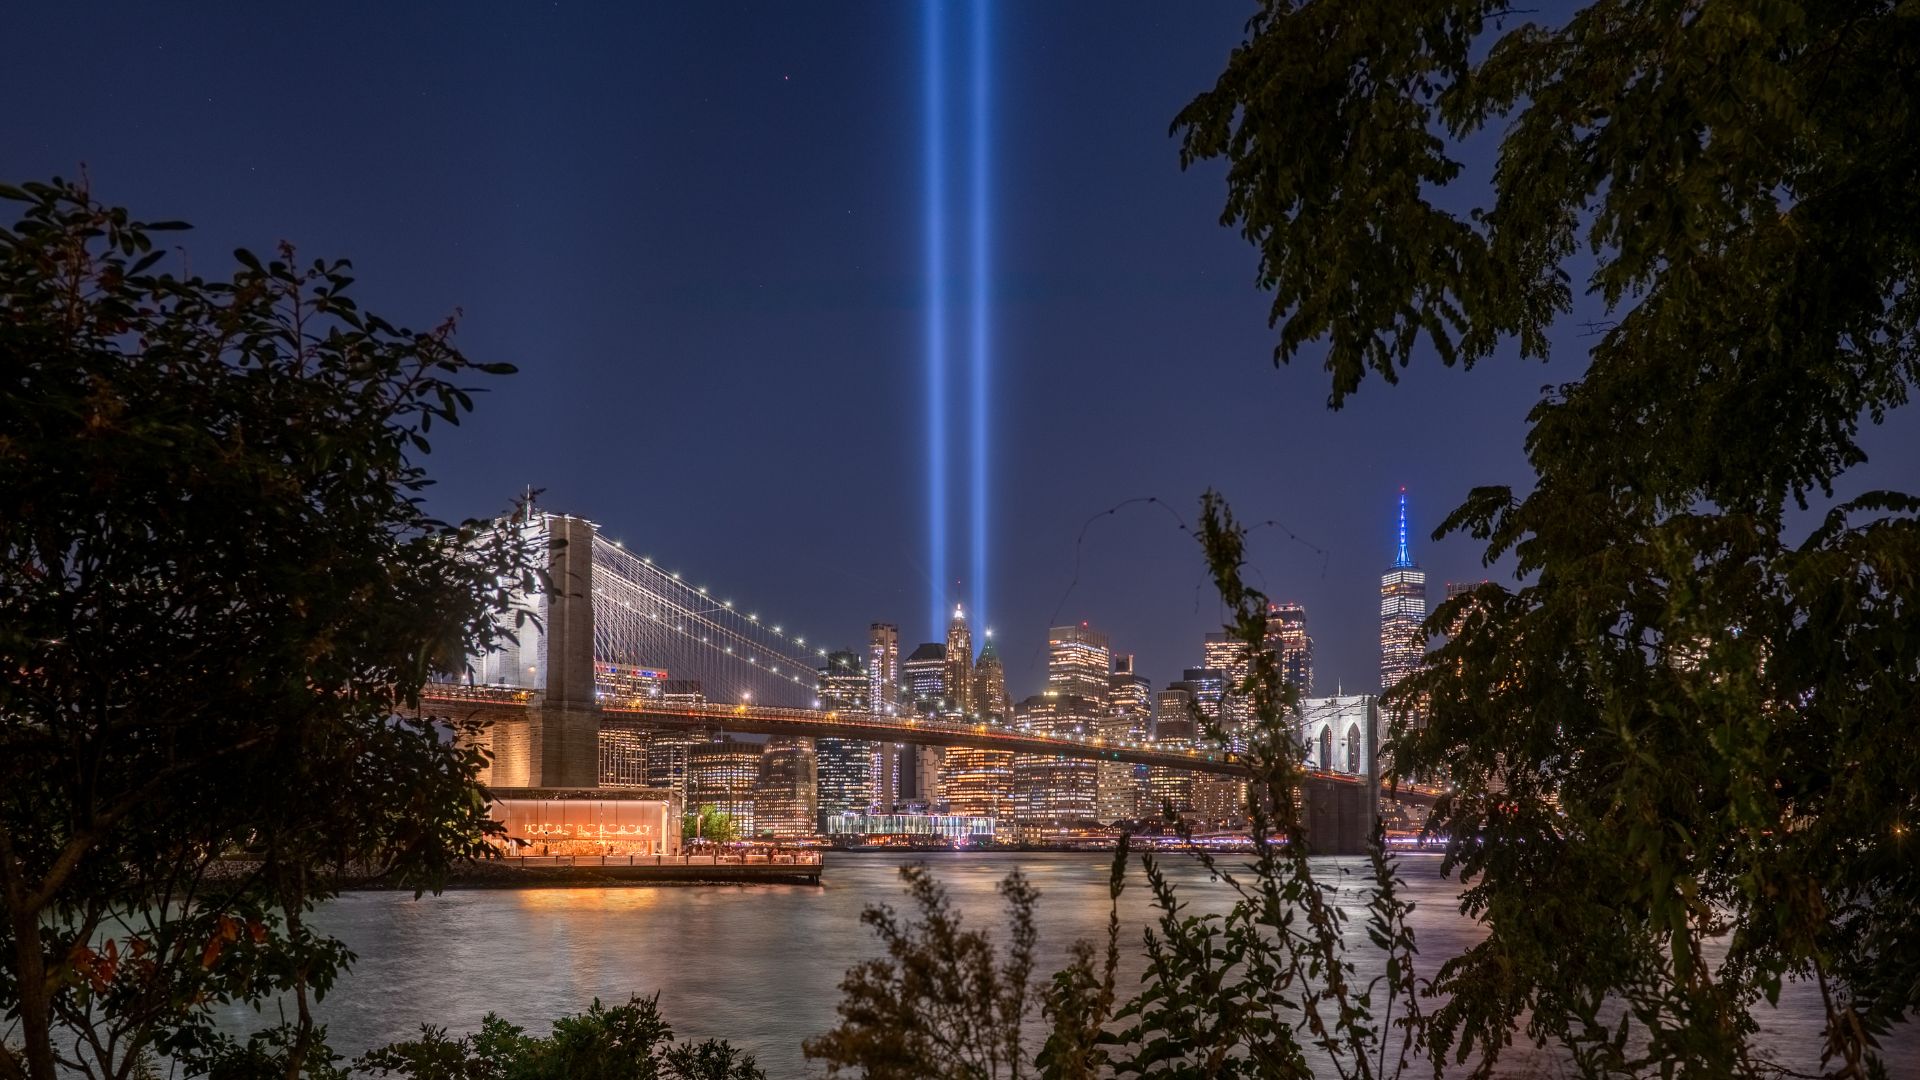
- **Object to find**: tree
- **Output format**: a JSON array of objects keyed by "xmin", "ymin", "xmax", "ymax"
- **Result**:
[
  {"xmin": 1175, "ymin": 3, "xmax": 1919, "ymax": 1075},
  {"xmin": 0, "ymin": 178, "xmax": 538, "ymax": 1080},
  {"xmin": 681, "ymin": 807, "xmax": 739, "ymax": 846},
  {"xmin": 355, "ymin": 995, "xmax": 765, "ymax": 1080}
]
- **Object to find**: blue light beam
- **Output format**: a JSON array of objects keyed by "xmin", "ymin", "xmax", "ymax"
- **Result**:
[
  {"xmin": 968, "ymin": 0, "xmax": 991, "ymax": 639},
  {"xmin": 924, "ymin": 1, "xmax": 948, "ymax": 643}
]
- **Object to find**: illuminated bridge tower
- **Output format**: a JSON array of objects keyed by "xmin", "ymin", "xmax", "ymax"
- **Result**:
[{"xmin": 1379, "ymin": 488, "xmax": 1428, "ymax": 718}]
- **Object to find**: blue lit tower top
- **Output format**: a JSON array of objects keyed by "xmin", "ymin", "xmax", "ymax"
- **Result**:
[
  {"xmin": 1393, "ymin": 486, "xmax": 1415, "ymax": 569},
  {"xmin": 1380, "ymin": 486, "xmax": 1428, "ymax": 694}
]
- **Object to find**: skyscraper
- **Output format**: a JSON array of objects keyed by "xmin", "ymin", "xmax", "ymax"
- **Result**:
[
  {"xmin": 688, "ymin": 737, "xmax": 762, "ymax": 836},
  {"xmin": 1266, "ymin": 602, "xmax": 1313, "ymax": 695},
  {"xmin": 868, "ymin": 622, "xmax": 900, "ymax": 716},
  {"xmin": 944, "ymin": 604, "xmax": 977, "ymax": 716},
  {"xmin": 1146, "ymin": 687, "xmax": 1195, "ymax": 818},
  {"xmin": 753, "ymin": 737, "xmax": 817, "ymax": 839},
  {"xmin": 1380, "ymin": 488, "xmax": 1428, "ymax": 696},
  {"xmin": 902, "ymin": 642, "xmax": 948, "ymax": 714},
  {"xmin": 1012, "ymin": 692, "xmax": 1101, "ymax": 829},
  {"xmin": 816, "ymin": 650, "xmax": 876, "ymax": 825},
  {"xmin": 1201, "ymin": 632, "xmax": 1252, "ymax": 745},
  {"xmin": 598, "ymin": 722, "xmax": 650, "ymax": 788},
  {"xmin": 973, "ymin": 632, "xmax": 1012, "ymax": 721},
  {"xmin": 1047, "ymin": 623, "xmax": 1111, "ymax": 705}
]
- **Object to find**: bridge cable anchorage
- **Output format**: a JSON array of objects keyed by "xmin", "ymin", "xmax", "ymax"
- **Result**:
[{"xmin": 590, "ymin": 536, "xmax": 826, "ymax": 708}]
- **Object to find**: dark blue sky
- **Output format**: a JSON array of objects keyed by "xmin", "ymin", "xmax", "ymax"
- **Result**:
[{"xmin": 11, "ymin": 4, "xmax": 1911, "ymax": 700}]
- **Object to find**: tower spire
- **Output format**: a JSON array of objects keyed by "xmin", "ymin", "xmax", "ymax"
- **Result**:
[{"xmin": 1393, "ymin": 486, "xmax": 1414, "ymax": 569}]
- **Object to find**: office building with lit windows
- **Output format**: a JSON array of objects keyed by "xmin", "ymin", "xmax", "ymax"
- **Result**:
[
  {"xmin": 939, "ymin": 744, "xmax": 1014, "ymax": 821},
  {"xmin": 598, "ymin": 722, "xmax": 650, "ymax": 788},
  {"xmin": 1047, "ymin": 623, "xmax": 1111, "ymax": 706},
  {"xmin": 1146, "ymin": 688, "xmax": 1195, "ymax": 817},
  {"xmin": 1266, "ymin": 602, "xmax": 1313, "ymax": 696},
  {"xmin": 868, "ymin": 622, "xmax": 900, "ymax": 716},
  {"xmin": 1380, "ymin": 489, "xmax": 1428, "ymax": 713},
  {"xmin": 944, "ymin": 605, "xmax": 977, "ymax": 716},
  {"xmin": 973, "ymin": 634, "xmax": 1012, "ymax": 721},
  {"xmin": 1012, "ymin": 692, "xmax": 1101, "ymax": 828},
  {"xmin": 687, "ymin": 737, "xmax": 762, "ymax": 836},
  {"xmin": 753, "ymin": 737, "xmax": 818, "ymax": 839},
  {"xmin": 901, "ymin": 642, "xmax": 948, "ymax": 714},
  {"xmin": 816, "ymin": 649, "xmax": 875, "ymax": 825},
  {"xmin": 643, "ymin": 728, "xmax": 706, "ymax": 801}
]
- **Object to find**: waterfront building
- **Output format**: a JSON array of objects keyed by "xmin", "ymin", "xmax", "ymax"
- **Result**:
[
  {"xmin": 491, "ymin": 789, "xmax": 677, "ymax": 856},
  {"xmin": 1266, "ymin": 602, "xmax": 1313, "ymax": 696},
  {"xmin": 688, "ymin": 737, "xmax": 762, "ymax": 836},
  {"xmin": 868, "ymin": 622, "xmax": 901, "ymax": 715},
  {"xmin": 940, "ymin": 744, "xmax": 1014, "ymax": 821},
  {"xmin": 1380, "ymin": 488, "xmax": 1428, "ymax": 701},
  {"xmin": 1012, "ymin": 692, "xmax": 1101, "ymax": 829},
  {"xmin": 1173, "ymin": 669, "xmax": 1243, "ymax": 826},
  {"xmin": 1146, "ymin": 688, "xmax": 1195, "ymax": 817},
  {"xmin": 1046, "ymin": 623, "xmax": 1111, "ymax": 706},
  {"xmin": 643, "ymin": 727, "xmax": 706, "ymax": 801},
  {"xmin": 1096, "ymin": 655, "xmax": 1153, "ymax": 823},
  {"xmin": 816, "ymin": 649, "xmax": 876, "ymax": 825},
  {"xmin": 598, "ymin": 721, "xmax": 650, "ymax": 788},
  {"xmin": 823, "ymin": 813, "xmax": 996, "ymax": 842},
  {"xmin": 944, "ymin": 604, "xmax": 978, "ymax": 716},
  {"xmin": 753, "ymin": 737, "xmax": 818, "ymax": 839}
]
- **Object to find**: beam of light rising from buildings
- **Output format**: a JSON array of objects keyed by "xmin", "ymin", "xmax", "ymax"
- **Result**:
[
  {"xmin": 968, "ymin": 0, "xmax": 991, "ymax": 642},
  {"xmin": 924, "ymin": 1, "xmax": 948, "ymax": 643}
]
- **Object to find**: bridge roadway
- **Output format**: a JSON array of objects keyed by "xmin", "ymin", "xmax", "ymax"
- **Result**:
[{"xmin": 418, "ymin": 684, "xmax": 1443, "ymax": 807}]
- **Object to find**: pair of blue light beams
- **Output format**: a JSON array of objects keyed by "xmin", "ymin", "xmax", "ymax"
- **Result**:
[{"xmin": 923, "ymin": 0, "xmax": 991, "ymax": 642}]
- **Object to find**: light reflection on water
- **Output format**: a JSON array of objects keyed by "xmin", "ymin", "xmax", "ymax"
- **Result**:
[{"xmin": 235, "ymin": 853, "xmax": 1914, "ymax": 1078}]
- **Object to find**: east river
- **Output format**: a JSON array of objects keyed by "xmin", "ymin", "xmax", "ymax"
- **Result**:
[{"xmin": 238, "ymin": 852, "xmax": 1918, "ymax": 1077}]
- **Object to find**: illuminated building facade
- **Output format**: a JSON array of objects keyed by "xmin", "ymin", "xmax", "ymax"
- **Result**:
[
  {"xmin": 1266, "ymin": 602, "xmax": 1313, "ymax": 696},
  {"xmin": 598, "ymin": 721, "xmax": 650, "ymax": 788},
  {"xmin": 1146, "ymin": 687, "xmax": 1195, "ymax": 816},
  {"xmin": 902, "ymin": 642, "xmax": 948, "ymax": 714},
  {"xmin": 1380, "ymin": 489, "xmax": 1428, "ymax": 698},
  {"xmin": 940, "ymin": 745, "xmax": 1014, "ymax": 821},
  {"xmin": 973, "ymin": 633, "xmax": 1012, "ymax": 720},
  {"xmin": 1047, "ymin": 623, "xmax": 1111, "ymax": 706},
  {"xmin": 944, "ymin": 605, "xmax": 977, "ymax": 716},
  {"xmin": 1012, "ymin": 692, "xmax": 1100, "ymax": 828},
  {"xmin": 490, "ymin": 789, "xmax": 677, "ymax": 856},
  {"xmin": 643, "ymin": 728, "xmax": 705, "ymax": 801},
  {"xmin": 816, "ymin": 648, "xmax": 876, "ymax": 824},
  {"xmin": 1172, "ymin": 669, "xmax": 1243, "ymax": 826},
  {"xmin": 594, "ymin": 662, "xmax": 668, "ymax": 704},
  {"xmin": 687, "ymin": 737, "xmax": 762, "ymax": 836},
  {"xmin": 1096, "ymin": 655, "xmax": 1153, "ymax": 822},
  {"xmin": 1202, "ymin": 633, "xmax": 1253, "ymax": 745},
  {"xmin": 868, "ymin": 622, "xmax": 900, "ymax": 715},
  {"xmin": 824, "ymin": 814, "xmax": 996, "ymax": 840},
  {"xmin": 753, "ymin": 737, "xmax": 818, "ymax": 839}
]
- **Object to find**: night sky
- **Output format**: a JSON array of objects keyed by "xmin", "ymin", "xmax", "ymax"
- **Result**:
[{"xmin": 10, "ymin": 4, "xmax": 1914, "ymax": 701}]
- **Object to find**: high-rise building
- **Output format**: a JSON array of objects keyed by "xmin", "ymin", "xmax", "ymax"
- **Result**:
[
  {"xmin": 1172, "ymin": 669, "xmax": 1243, "ymax": 826},
  {"xmin": 1442, "ymin": 581, "xmax": 1491, "ymax": 636},
  {"xmin": 819, "ymin": 649, "xmax": 871, "ymax": 712},
  {"xmin": 688, "ymin": 737, "xmax": 762, "ymax": 836},
  {"xmin": 902, "ymin": 642, "xmax": 948, "ymax": 714},
  {"xmin": 1047, "ymin": 623, "xmax": 1111, "ymax": 706},
  {"xmin": 1146, "ymin": 687, "xmax": 1195, "ymax": 818},
  {"xmin": 643, "ymin": 728, "xmax": 706, "ymax": 801},
  {"xmin": 1108, "ymin": 655, "xmax": 1153, "ymax": 738},
  {"xmin": 816, "ymin": 649, "xmax": 875, "ymax": 825},
  {"xmin": 598, "ymin": 722, "xmax": 650, "ymax": 788},
  {"xmin": 1380, "ymin": 489, "xmax": 1428, "ymax": 698},
  {"xmin": 940, "ymin": 744, "xmax": 1014, "ymax": 821},
  {"xmin": 1012, "ymin": 693, "xmax": 1101, "ymax": 829},
  {"xmin": 944, "ymin": 605, "xmax": 978, "ymax": 716},
  {"xmin": 1096, "ymin": 655, "xmax": 1153, "ymax": 824},
  {"xmin": 1202, "ymin": 633, "xmax": 1253, "ymax": 744},
  {"xmin": 973, "ymin": 633, "xmax": 1012, "ymax": 721},
  {"xmin": 868, "ymin": 623, "xmax": 900, "ymax": 716},
  {"xmin": 753, "ymin": 737, "xmax": 818, "ymax": 838},
  {"xmin": 1266, "ymin": 602, "xmax": 1313, "ymax": 696}
]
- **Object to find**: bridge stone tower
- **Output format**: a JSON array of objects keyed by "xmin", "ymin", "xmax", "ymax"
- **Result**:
[{"xmin": 480, "ymin": 513, "xmax": 601, "ymax": 788}]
